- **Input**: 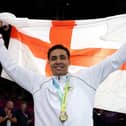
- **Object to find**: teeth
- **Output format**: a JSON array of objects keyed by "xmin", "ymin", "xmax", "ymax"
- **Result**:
[
  {"xmin": 55, "ymin": 65, "xmax": 62, "ymax": 68},
  {"xmin": 56, "ymin": 66, "xmax": 63, "ymax": 69},
  {"xmin": 57, "ymin": 67, "xmax": 61, "ymax": 69}
]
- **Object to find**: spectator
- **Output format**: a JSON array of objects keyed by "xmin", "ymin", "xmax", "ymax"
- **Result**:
[
  {"xmin": 0, "ymin": 100, "xmax": 17, "ymax": 126},
  {"xmin": 16, "ymin": 101, "xmax": 33, "ymax": 126}
]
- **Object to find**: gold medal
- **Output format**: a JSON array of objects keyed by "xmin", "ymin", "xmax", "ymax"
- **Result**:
[{"xmin": 59, "ymin": 112, "xmax": 68, "ymax": 122}]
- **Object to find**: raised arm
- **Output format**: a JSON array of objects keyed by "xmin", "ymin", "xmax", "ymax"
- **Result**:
[
  {"xmin": 0, "ymin": 36, "xmax": 44, "ymax": 94},
  {"xmin": 78, "ymin": 42, "xmax": 126, "ymax": 89}
]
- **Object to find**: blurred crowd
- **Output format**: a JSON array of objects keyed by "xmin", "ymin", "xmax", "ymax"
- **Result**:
[
  {"xmin": 0, "ymin": 99, "xmax": 34, "ymax": 126},
  {"xmin": 93, "ymin": 108, "xmax": 126, "ymax": 126}
]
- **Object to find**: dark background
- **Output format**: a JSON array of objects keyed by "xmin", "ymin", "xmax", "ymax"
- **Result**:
[
  {"xmin": 0, "ymin": 0, "xmax": 126, "ymax": 19},
  {"xmin": 1, "ymin": 0, "xmax": 126, "ymax": 125}
]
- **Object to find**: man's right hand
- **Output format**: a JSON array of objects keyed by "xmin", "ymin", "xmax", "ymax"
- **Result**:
[{"xmin": 0, "ymin": 20, "xmax": 10, "ymax": 31}]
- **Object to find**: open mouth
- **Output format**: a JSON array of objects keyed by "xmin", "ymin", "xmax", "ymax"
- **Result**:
[
  {"xmin": 55, "ymin": 66, "xmax": 64, "ymax": 70},
  {"xmin": 54, "ymin": 64, "xmax": 64, "ymax": 71}
]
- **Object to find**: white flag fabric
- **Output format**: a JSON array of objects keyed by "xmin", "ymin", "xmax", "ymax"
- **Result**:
[{"xmin": 1, "ymin": 12, "xmax": 126, "ymax": 114}]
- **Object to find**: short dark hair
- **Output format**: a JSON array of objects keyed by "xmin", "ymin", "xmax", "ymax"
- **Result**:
[{"xmin": 47, "ymin": 44, "xmax": 70, "ymax": 59}]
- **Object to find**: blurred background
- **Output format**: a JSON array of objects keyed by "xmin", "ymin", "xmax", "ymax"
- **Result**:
[
  {"xmin": 1, "ymin": 0, "xmax": 126, "ymax": 125},
  {"xmin": 0, "ymin": 0, "xmax": 126, "ymax": 19}
]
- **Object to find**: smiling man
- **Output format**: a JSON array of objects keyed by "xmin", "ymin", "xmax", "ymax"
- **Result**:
[
  {"xmin": 1, "ymin": 34, "xmax": 126, "ymax": 126},
  {"xmin": 48, "ymin": 44, "xmax": 70, "ymax": 76}
]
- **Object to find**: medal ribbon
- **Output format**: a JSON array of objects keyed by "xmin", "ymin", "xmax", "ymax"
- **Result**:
[
  {"xmin": 61, "ymin": 81, "xmax": 70, "ymax": 113},
  {"xmin": 52, "ymin": 78, "xmax": 70, "ymax": 113}
]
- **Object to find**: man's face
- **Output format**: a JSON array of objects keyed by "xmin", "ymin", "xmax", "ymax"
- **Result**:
[
  {"xmin": 21, "ymin": 103, "xmax": 27, "ymax": 112},
  {"xmin": 48, "ymin": 49, "xmax": 70, "ymax": 76}
]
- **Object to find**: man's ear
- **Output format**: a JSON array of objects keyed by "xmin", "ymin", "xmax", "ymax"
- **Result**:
[
  {"xmin": 47, "ymin": 60, "xmax": 50, "ymax": 65},
  {"xmin": 46, "ymin": 61, "xmax": 52, "ymax": 76}
]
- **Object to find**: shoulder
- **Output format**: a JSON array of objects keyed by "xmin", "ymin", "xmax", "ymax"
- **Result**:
[{"xmin": 32, "ymin": 76, "xmax": 52, "ymax": 94}]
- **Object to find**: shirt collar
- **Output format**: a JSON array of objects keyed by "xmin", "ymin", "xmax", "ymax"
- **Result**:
[{"xmin": 52, "ymin": 73, "xmax": 70, "ymax": 83}]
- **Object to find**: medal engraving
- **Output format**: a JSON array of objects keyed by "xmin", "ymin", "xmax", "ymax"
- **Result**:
[{"xmin": 59, "ymin": 112, "xmax": 68, "ymax": 122}]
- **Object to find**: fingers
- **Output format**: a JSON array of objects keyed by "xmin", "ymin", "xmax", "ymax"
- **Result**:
[{"xmin": 0, "ymin": 20, "xmax": 9, "ymax": 31}]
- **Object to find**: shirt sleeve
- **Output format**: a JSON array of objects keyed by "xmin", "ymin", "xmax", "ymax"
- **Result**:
[
  {"xmin": 0, "ymin": 40, "xmax": 45, "ymax": 94},
  {"xmin": 78, "ymin": 42, "xmax": 126, "ymax": 89}
]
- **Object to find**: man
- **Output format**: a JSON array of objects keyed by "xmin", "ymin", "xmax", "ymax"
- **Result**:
[
  {"xmin": 16, "ymin": 101, "xmax": 33, "ymax": 126},
  {"xmin": 0, "ymin": 100, "xmax": 17, "ymax": 126},
  {"xmin": 0, "ymin": 31, "xmax": 126, "ymax": 126}
]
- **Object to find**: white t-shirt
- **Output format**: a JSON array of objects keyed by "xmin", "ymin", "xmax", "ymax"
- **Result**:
[{"xmin": 0, "ymin": 40, "xmax": 126, "ymax": 126}]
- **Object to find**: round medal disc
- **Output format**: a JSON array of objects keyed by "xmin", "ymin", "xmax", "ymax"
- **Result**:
[{"xmin": 59, "ymin": 112, "xmax": 68, "ymax": 122}]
